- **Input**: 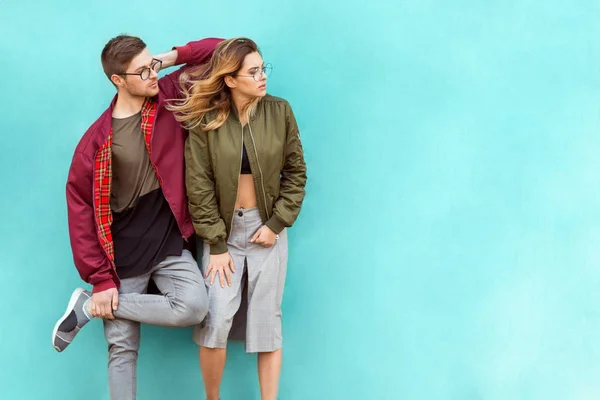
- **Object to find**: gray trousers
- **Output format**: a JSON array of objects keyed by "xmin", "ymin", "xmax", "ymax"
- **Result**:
[
  {"xmin": 104, "ymin": 249, "xmax": 207, "ymax": 400},
  {"xmin": 193, "ymin": 207, "xmax": 288, "ymax": 353}
]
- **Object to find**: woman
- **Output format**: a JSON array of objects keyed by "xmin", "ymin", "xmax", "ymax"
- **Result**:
[{"xmin": 170, "ymin": 38, "xmax": 307, "ymax": 400}]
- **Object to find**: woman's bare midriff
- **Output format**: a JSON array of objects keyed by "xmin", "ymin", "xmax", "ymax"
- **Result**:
[{"xmin": 235, "ymin": 174, "xmax": 258, "ymax": 209}]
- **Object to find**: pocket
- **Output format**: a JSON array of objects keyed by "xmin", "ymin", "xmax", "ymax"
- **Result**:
[
  {"xmin": 275, "ymin": 228, "xmax": 288, "ymax": 264},
  {"xmin": 269, "ymin": 191, "xmax": 278, "ymax": 211}
]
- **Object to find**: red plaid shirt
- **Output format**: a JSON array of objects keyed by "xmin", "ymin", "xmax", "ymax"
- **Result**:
[{"xmin": 93, "ymin": 100, "xmax": 159, "ymax": 265}]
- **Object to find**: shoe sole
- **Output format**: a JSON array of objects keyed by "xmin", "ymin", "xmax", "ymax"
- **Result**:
[{"xmin": 52, "ymin": 287, "xmax": 85, "ymax": 352}]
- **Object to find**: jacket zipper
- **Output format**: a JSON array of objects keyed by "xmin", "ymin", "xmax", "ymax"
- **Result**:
[
  {"xmin": 148, "ymin": 110, "xmax": 188, "ymax": 241},
  {"xmin": 229, "ymin": 124, "xmax": 244, "ymax": 235},
  {"xmin": 248, "ymin": 123, "xmax": 271, "ymax": 220}
]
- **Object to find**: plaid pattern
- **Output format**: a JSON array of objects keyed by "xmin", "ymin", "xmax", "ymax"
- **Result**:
[
  {"xmin": 93, "ymin": 99, "xmax": 160, "ymax": 264},
  {"xmin": 141, "ymin": 99, "xmax": 161, "ymax": 185},
  {"xmin": 94, "ymin": 133, "xmax": 114, "ymax": 262}
]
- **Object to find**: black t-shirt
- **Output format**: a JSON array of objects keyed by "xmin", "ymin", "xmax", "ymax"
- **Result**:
[{"xmin": 111, "ymin": 188, "xmax": 184, "ymax": 279}]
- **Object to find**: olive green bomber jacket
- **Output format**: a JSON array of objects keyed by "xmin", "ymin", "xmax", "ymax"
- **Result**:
[{"xmin": 185, "ymin": 95, "xmax": 307, "ymax": 254}]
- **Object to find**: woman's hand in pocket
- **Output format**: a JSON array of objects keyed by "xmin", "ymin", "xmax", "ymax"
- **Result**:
[{"xmin": 251, "ymin": 226, "xmax": 277, "ymax": 248}]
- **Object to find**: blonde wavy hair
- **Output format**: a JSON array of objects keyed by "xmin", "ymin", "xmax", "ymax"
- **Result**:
[{"xmin": 168, "ymin": 37, "xmax": 261, "ymax": 131}]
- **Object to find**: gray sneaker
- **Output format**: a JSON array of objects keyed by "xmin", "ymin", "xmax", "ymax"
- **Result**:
[{"xmin": 52, "ymin": 288, "xmax": 93, "ymax": 352}]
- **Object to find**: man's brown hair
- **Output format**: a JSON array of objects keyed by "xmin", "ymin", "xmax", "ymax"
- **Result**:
[{"xmin": 101, "ymin": 35, "xmax": 146, "ymax": 81}]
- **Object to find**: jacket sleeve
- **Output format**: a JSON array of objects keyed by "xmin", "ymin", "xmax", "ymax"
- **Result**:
[
  {"xmin": 173, "ymin": 38, "xmax": 223, "ymax": 66},
  {"xmin": 66, "ymin": 152, "xmax": 117, "ymax": 293},
  {"xmin": 185, "ymin": 129, "xmax": 229, "ymax": 255},
  {"xmin": 162, "ymin": 38, "xmax": 223, "ymax": 98},
  {"xmin": 265, "ymin": 103, "xmax": 308, "ymax": 234}
]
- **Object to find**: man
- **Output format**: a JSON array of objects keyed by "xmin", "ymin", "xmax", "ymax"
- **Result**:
[{"xmin": 52, "ymin": 35, "xmax": 222, "ymax": 399}]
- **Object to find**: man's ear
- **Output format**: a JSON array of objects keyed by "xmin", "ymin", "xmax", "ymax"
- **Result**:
[
  {"xmin": 111, "ymin": 74, "xmax": 125, "ymax": 88},
  {"xmin": 224, "ymin": 75, "xmax": 237, "ymax": 89}
]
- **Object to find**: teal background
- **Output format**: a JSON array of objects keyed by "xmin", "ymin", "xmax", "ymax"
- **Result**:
[{"xmin": 2, "ymin": 0, "xmax": 600, "ymax": 399}]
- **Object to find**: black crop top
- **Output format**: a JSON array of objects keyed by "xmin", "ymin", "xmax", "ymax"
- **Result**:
[{"xmin": 241, "ymin": 143, "xmax": 252, "ymax": 174}]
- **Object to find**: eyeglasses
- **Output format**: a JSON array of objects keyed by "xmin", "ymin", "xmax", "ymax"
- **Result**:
[
  {"xmin": 119, "ymin": 59, "xmax": 162, "ymax": 81},
  {"xmin": 236, "ymin": 63, "xmax": 273, "ymax": 81}
]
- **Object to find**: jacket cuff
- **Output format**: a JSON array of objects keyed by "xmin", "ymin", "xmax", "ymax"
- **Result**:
[
  {"xmin": 265, "ymin": 215, "xmax": 286, "ymax": 234},
  {"xmin": 172, "ymin": 43, "xmax": 192, "ymax": 65},
  {"xmin": 92, "ymin": 279, "xmax": 117, "ymax": 293},
  {"xmin": 210, "ymin": 240, "xmax": 228, "ymax": 255}
]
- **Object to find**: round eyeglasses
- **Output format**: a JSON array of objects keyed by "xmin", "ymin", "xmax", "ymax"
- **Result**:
[
  {"xmin": 236, "ymin": 63, "xmax": 273, "ymax": 81},
  {"xmin": 118, "ymin": 59, "xmax": 162, "ymax": 81}
]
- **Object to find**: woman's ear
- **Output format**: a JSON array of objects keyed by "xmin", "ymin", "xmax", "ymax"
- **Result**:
[{"xmin": 224, "ymin": 75, "xmax": 237, "ymax": 89}]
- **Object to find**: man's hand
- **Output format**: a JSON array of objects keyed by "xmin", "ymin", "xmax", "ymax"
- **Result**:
[
  {"xmin": 90, "ymin": 288, "xmax": 119, "ymax": 319},
  {"xmin": 153, "ymin": 49, "xmax": 178, "ymax": 70},
  {"xmin": 206, "ymin": 253, "xmax": 235, "ymax": 288},
  {"xmin": 251, "ymin": 226, "xmax": 277, "ymax": 248}
]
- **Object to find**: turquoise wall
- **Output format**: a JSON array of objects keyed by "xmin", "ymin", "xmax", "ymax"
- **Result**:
[{"xmin": 2, "ymin": 0, "xmax": 600, "ymax": 399}]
